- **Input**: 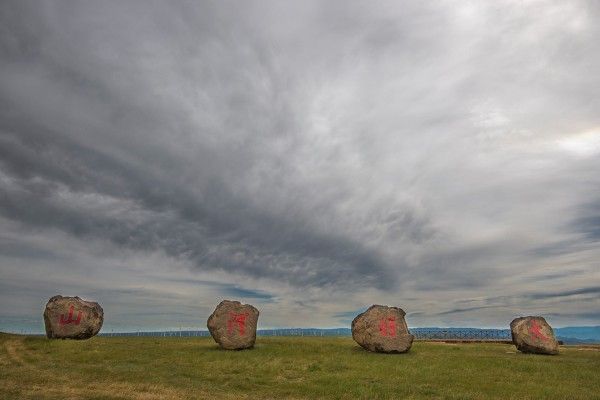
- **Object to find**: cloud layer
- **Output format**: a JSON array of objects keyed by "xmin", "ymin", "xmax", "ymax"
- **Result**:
[{"xmin": 1, "ymin": 0, "xmax": 599, "ymax": 331}]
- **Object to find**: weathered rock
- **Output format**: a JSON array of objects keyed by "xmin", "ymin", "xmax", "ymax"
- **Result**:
[
  {"xmin": 207, "ymin": 300, "xmax": 259, "ymax": 350},
  {"xmin": 43, "ymin": 295, "xmax": 103, "ymax": 340},
  {"xmin": 352, "ymin": 305, "xmax": 414, "ymax": 353},
  {"xmin": 510, "ymin": 316, "xmax": 559, "ymax": 355}
]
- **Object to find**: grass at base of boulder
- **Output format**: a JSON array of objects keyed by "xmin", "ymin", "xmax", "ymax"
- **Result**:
[{"xmin": 1, "ymin": 332, "xmax": 599, "ymax": 399}]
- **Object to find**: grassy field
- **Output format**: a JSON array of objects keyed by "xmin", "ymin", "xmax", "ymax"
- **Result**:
[{"xmin": 1, "ymin": 333, "xmax": 599, "ymax": 399}]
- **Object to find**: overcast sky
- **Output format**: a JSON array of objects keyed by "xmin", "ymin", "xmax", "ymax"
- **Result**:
[{"xmin": 1, "ymin": 1, "xmax": 599, "ymax": 333}]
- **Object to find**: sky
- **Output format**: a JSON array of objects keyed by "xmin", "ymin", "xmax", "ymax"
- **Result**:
[{"xmin": 0, "ymin": 0, "xmax": 599, "ymax": 333}]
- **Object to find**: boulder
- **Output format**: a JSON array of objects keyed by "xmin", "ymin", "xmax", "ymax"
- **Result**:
[
  {"xmin": 352, "ymin": 305, "xmax": 414, "ymax": 353},
  {"xmin": 43, "ymin": 295, "xmax": 103, "ymax": 340},
  {"xmin": 207, "ymin": 300, "xmax": 259, "ymax": 350},
  {"xmin": 510, "ymin": 316, "xmax": 559, "ymax": 355}
]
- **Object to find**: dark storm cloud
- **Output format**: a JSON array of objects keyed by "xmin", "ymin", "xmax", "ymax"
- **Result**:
[
  {"xmin": 1, "ymin": 0, "xmax": 599, "ymax": 329},
  {"xmin": 0, "ymin": 0, "xmax": 409, "ymax": 290},
  {"xmin": 0, "ymin": 127, "xmax": 396, "ymax": 289}
]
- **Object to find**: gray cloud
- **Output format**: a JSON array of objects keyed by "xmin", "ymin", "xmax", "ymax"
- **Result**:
[
  {"xmin": 572, "ymin": 201, "xmax": 600, "ymax": 241},
  {"xmin": 528, "ymin": 287, "xmax": 600, "ymax": 300},
  {"xmin": 1, "ymin": 0, "xmax": 599, "ymax": 330},
  {"xmin": 0, "ymin": 90, "xmax": 397, "ymax": 290}
]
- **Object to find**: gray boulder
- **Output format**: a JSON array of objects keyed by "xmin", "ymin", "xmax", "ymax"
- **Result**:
[
  {"xmin": 510, "ymin": 316, "xmax": 559, "ymax": 355},
  {"xmin": 207, "ymin": 300, "xmax": 259, "ymax": 350},
  {"xmin": 43, "ymin": 295, "xmax": 103, "ymax": 340},
  {"xmin": 352, "ymin": 305, "xmax": 414, "ymax": 353}
]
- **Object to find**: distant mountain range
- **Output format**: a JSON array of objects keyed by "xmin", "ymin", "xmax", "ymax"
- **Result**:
[
  {"xmin": 553, "ymin": 326, "xmax": 600, "ymax": 340},
  {"xmin": 98, "ymin": 326, "xmax": 600, "ymax": 344},
  {"xmin": 554, "ymin": 326, "xmax": 600, "ymax": 344},
  {"xmin": 259, "ymin": 327, "xmax": 600, "ymax": 344}
]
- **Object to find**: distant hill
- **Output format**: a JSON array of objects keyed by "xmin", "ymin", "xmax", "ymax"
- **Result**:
[
  {"xmin": 259, "ymin": 327, "xmax": 600, "ymax": 343},
  {"xmin": 554, "ymin": 326, "xmax": 600, "ymax": 340},
  {"xmin": 98, "ymin": 326, "xmax": 600, "ymax": 343},
  {"xmin": 553, "ymin": 326, "xmax": 600, "ymax": 344}
]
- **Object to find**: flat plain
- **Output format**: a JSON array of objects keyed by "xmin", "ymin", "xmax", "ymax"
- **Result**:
[{"xmin": 1, "ymin": 332, "xmax": 599, "ymax": 399}]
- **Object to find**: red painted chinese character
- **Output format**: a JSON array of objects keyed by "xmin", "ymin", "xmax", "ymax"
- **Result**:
[
  {"xmin": 379, "ymin": 317, "xmax": 396, "ymax": 337},
  {"xmin": 529, "ymin": 320, "xmax": 548, "ymax": 341},
  {"xmin": 227, "ymin": 312, "xmax": 248, "ymax": 336},
  {"xmin": 59, "ymin": 305, "xmax": 82, "ymax": 326}
]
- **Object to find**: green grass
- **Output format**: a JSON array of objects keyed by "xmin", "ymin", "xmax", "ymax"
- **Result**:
[{"xmin": 1, "ymin": 333, "xmax": 599, "ymax": 399}]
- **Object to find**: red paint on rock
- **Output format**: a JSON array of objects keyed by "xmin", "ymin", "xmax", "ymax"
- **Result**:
[
  {"xmin": 529, "ymin": 320, "xmax": 548, "ymax": 341},
  {"xmin": 59, "ymin": 305, "xmax": 82, "ymax": 326},
  {"xmin": 227, "ymin": 312, "xmax": 248, "ymax": 336},
  {"xmin": 379, "ymin": 317, "xmax": 397, "ymax": 337}
]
